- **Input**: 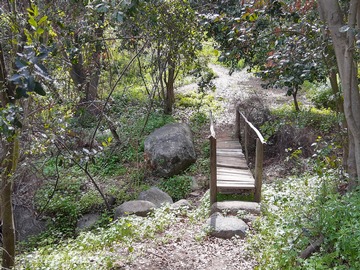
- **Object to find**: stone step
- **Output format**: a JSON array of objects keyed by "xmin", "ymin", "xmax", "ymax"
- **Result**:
[
  {"xmin": 210, "ymin": 201, "xmax": 261, "ymax": 216},
  {"xmin": 206, "ymin": 212, "xmax": 248, "ymax": 239}
]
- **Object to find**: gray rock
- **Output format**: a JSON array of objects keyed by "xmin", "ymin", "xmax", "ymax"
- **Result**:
[
  {"xmin": 171, "ymin": 199, "xmax": 192, "ymax": 209},
  {"xmin": 211, "ymin": 201, "xmax": 261, "ymax": 215},
  {"xmin": 13, "ymin": 205, "xmax": 46, "ymax": 242},
  {"xmin": 114, "ymin": 200, "xmax": 156, "ymax": 219},
  {"xmin": 144, "ymin": 123, "xmax": 196, "ymax": 177},
  {"xmin": 138, "ymin": 187, "xmax": 173, "ymax": 208},
  {"xmin": 77, "ymin": 213, "xmax": 101, "ymax": 230},
  {"xmin": 206, "ymin": 212, "xmax": 249, "ymax": 239}
]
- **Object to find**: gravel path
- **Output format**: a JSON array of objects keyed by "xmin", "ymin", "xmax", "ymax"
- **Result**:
[{"xmin": 122, "ymin": 215, "xmax": 256, "ymax": 270}]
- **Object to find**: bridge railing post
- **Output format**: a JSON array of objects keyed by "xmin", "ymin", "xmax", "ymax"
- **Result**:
[
  {"xmin": 244, "ymin": 121, "xmax": 249, "ymax": 162},
  {"xmin": 209, "ymin": 135, "xmax": 217, "ymax": 205},
  {"xmin": 235, "ymin": 108, "xmax": 241, "ymax": 142},
  {"xmin": 254, "ymin": 138, "xmax": 264, "ymax": 203},
  {"xmin": 209, "ymin": 111, "xmax": 217, "ymax": 206}
]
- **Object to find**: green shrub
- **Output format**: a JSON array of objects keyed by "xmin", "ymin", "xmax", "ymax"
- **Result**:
[
  {"xmin": 306, "ymin": 189, "xmax": 360, "ymax": 269},
  {"xmin": 158, "ymin": 175, "xmax": 193, "ymax": 201},
  {"xmin": 305, "ymin": 82, "xmax": 340, "ymax": 111},
  {"xmin": 260, "ymin": 104, "xmax": 339, "ymax": 140}
]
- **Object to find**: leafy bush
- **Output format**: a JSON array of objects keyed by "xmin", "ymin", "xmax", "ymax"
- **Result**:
[
  {"xmin": 305, "ymin": 189, "xmax": 360, "ymax": 269},
  {"xmin": 248, "ymin": 169, "xmax": 358, "ymax": 269},
  {"xmin": 305, "ymin": 82, "xmax": 340, "ymax": 110},
  {"xmin": 260, "ymin": 104, "xmax": 340, "ymax": 141},
  {"xmin": 158, "ymin": 175, "xmax": 193, "ymax": 201}
]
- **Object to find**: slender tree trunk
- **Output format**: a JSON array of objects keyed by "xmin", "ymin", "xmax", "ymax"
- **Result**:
[
  {"xmin": 0, "ymin": 41, "xmax": 18, "ymax": 270},
  {"xmin": 1, "ymin": 137, "xmax": 18, "ymax": 270},
  {"xmin": 328, "ymin": 70, "xmax": 349, "ymax": 169},
  {"xmin": 292, "ymin": 86, "xmax": 300, "ymax": 111},
  {"xmin": 164, "ymin": 57, "xmax": 176, "ymax": 115},
  {"xmin": 318, "ymin": 0, "xmax": 360, "ymax": 186}
]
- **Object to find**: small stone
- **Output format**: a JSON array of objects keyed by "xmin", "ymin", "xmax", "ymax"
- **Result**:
[
  {"xmin": 138, "ymin": 187, "xmax": 173, "ymax": 207},
  {"xmin": 206, "ymin": 213, "xmax": 249, "ymax": 239},
  {"xmin": 77, "ymin": 213, "xmax": 101, "ymax": 230},
  {"xmin": 114, "ymin": 200, "xmax": 156, "ymax": 219},
  {"xmin": 171, "ymin": 199, "xmax": 192, "ymax": 209}
]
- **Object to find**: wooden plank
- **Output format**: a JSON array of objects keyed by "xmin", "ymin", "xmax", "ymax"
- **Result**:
[
  {"xmin": 217, "ymin": 156, "xmax": 248, "ymax": 169},
  {"xmin": 218, "ymin": 187, "xmax": 255, "ymax": 193},
  {"xmin": 217, "ymin": 141, "xmax": 242, "ymax": 149},
  {"xmin": 216, "ymin": 150, "xmax": 245, "ymax": 159},
  {"xmin": 217, "ymin": 170, "xmax": 253, "ymax": 178},
  {"xmin": 217, "ymin": 175, "xmax": 254, "ymax": 182},
  {"xmin": 217, "ymin": 167, "xmax": 253, "ymax": 175},
  {"xmin": 217, "ymin": 148, "xmax": 243, "ymax": 152},
  {"xmin": 217, "ymin": 182, "xmax": 255, "ymax": 188}
]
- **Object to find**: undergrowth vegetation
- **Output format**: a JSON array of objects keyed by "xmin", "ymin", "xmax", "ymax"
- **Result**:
[
  {"xmin": 18, "ymin": 192, "xmax": 210, "ymax": 269},
  {"xmin": 249, "ymin": 168, "xmax": 360, "ymax": 269}
]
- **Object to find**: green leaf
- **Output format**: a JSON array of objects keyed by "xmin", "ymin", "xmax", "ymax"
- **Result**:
[
  {"xmin": 15, "ymin": 87, "xmax": 29, "ymax": 99},
  {"xmin": 36, "ymin": 28, "xmax": 45, "ymax": 35},
  {"xmin": 15, "ymin": 58, "xmax": 28, "ymax": 69},
  {"xmin": 9, "ymin": 74, "xmax": 23, "ymax": 83},
  {"xmin": 28, "ymin": 17, "xmax": 38, "ymax": 28},
  {"xmin": 38, "ymin": 15, "xmax": 48, "ymax": 25},
  {"xmin": 33, "ymin": 82, "xmax": 46, "ymax": 96},
  {"xmin": 27, "ymin": 76, "xmax": 35, "ymax": 91}
]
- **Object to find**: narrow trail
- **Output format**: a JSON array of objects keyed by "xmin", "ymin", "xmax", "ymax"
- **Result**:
[
  {"xmin": 123, "ymin": 65, "xmax": 292, "ymax": 270},
  {"xmin": 127, "ymin": 63, "xmax": 312, "ymax": 270}
]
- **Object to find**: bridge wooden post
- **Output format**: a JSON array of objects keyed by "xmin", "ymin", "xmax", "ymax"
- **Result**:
[
  {"xmin": 235, "ymin": 108, "xmax": 241, "ymax": 141},
  {"xmin": 209, "ymin": 111, "xmax": 217, "ymax": 205},
  {"xmin": 244, "ymin": 122, "xmax": 249, "ymax": 161},
  {"xmin": 209, "ymin": 135, "xmax": 217, "ymax": 205},
  {"xmin": 254, "ymin": 138, "xmax": 264, "ymax": 202}
]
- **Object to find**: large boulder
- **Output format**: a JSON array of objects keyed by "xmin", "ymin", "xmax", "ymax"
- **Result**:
[
  {"xmin": 114, "ymin": 200, "xmax": 156, "ymax": 219},
  {"xmin": 144, "ymin": 123, "xmax": 196, "ymax": 177},
  {"xmin": 13, "ymin": 205, "xmax": 46, "ymax": 242},
  {"xmin": 138, "ymin": 187, "xmax": 173, "ymax": 207},
  {"xmin": 206, "ymin": 212, "xmax": 249, "ymax": 239}
]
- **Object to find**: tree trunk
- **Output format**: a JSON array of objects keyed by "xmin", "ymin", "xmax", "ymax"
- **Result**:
[
  {"xmin": 0, "ymin": 41, "xmax": 17, "ymax": 270},
  {"xmin": 164, "ymin": 57, "xmax": 176, "ymax": 115},
  {"xmin": 1, "ymin": 138, "xmax": 18, "ymax": 270},
  {"xmin": 318, "ymin": 0, "xmax": 360, "ymax": 186},
  {"xmin": 292, "ymin": 86, "xmax": 300, "ymax": 111},
  {"xmin": 328, "ymin": 70, "xmax": 349, "ymax": 169}
]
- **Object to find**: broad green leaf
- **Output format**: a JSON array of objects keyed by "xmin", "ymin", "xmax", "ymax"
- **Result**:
[
  {"xmin": 33, "ymin": 82, "xmax": 46, "ymax": 96},
  {"xmin": 9, "ymin": 74, "xmax": 23, "ymax": 83},
  {"xmin": 28, "ymin": 17, "xmax": 37, "ymax": 28},
  {"xmin": 15, "ymin": 58, "xmax": 27, "ymax": 69},
  {"xmin": 15, "ymin": 87, "xmax": 29, "ymax": 99},
  {"xmin": 27, "ymin": 76, "xmax": 35, "ymax": 91},
  {"xmin": 38, "ymin": 15, "xmax": 48, "ymax": 25},
  {"xmin": 36, "ymin": 28, "xmax": 45, "ymax": 35}
]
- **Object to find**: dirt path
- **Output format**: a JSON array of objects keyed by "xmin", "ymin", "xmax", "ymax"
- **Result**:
[{"xmin": 121, "ymin": 65, "xmax": 270, "ymax": 270}]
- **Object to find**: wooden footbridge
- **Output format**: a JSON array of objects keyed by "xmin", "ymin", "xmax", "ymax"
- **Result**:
[{"xmin": 209, "ymin": 108, "xmax": 266, "ymax": 205}]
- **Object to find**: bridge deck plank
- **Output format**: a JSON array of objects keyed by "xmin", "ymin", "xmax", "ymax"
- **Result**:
[{"xmin": 216, "ymin": 138, "xmax": 255, "ymax": 192}]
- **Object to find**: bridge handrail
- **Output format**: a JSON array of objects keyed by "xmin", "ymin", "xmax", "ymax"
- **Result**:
[
  {"xmin": 235, "ymin": 107, "xmax": 266, "ymax": 202},
  {"xmin": 237, "ymin": 111, "xmax": 266, "ymax": 144},
  {"xmin": 209, "ymin": 110, "xmax": 216, "ymax": 138}
]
